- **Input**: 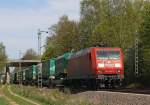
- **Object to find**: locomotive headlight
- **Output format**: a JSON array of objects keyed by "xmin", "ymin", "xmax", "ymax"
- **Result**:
[
  {"xmin": 117, "ymin": 70, "xmax": 121, "ymax": 73},
  {"xmin": 115, "ymin": 64, "xmax": 121, "ymax": 68},
  {"xmin": 98, "ymin": 63, "xmax": 104, "ymax": 68}
]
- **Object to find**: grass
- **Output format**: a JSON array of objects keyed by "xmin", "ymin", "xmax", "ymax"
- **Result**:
[
  {"xmin": 10, "ymin": 85, "xmax": 92, "ymax": 105},
  {"xmin": 2, "ymin": 85, "xmax": 36, "ymax": 105},
  {"xmin": 127, "ymin": 83, "xmax": 143, "ymax": 89},
  {"xmin": 0, "ymin": 97, "xmax": 10, "ymax": 105}
]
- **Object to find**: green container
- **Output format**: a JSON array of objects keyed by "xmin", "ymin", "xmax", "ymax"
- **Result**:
[
  {"xmin": 14, "ymin": 72, "xmax": 17, "ymax": 83},
  {"xmin": 25, "ymin": 65, "xmax": 37, "ymax": 80},
  {"xmin": 22, "ymin": 69, "xmax": 26, "ymax": 81},
  {"xmin": 35, "ymin": 64, "xmax": 41, "ymax": 79},
  {"xmin": 55, "ymin": 52, "xmax": 73, "ymax": 79},
  {"xmin": 42, "ymin": 58, "xmax": 56, "ymax": 79}
]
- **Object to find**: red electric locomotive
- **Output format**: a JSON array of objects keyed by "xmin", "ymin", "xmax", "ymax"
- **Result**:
[{"xmin": 66, "ymin": 47, "xmax": 124, "ymax": 89}]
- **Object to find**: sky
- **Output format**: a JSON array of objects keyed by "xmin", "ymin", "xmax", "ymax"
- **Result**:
[{"xmin": 0, "ymin": 0, "xmax": 80, "ymax": 59}]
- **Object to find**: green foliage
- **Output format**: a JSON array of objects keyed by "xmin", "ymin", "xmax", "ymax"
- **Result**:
[
  {"xmin": 0, "ymin": 42, "xmax": 7, "ymax": 71},
  {"xmin": 0, "ymin": 97, "xmax": 9, "ymax": 105},
  {"xmin": 81, "ymin": 0, "xmax": 143, "ymax": 50},
  {"xmin": 124, "ymin": 48, "xmax": 136, "ymax": 84},
  {"xmin": 21, "ymin": 48, "xmax": 39, "ymax": 60},
  {"xmin": 140, "ymin": 1, "xmax": 150, "ymax": 48},
  {"xmin": 139, "ymin": 1, "xmax": 150, "ymax": 86},
  {"xmin": 10, "ymin": 85, "xmax": 92, "ymax": 105},
  {"xmin": 79, "ymin": 0, "xmax": 103, "ymax": 48},
  {"xmin": 2, "ymin": 85, "xmax": 35, "ymax": 105},
  {"xmin": 127, "ymin": 83, "xmax": 143, "ymax": 89},
  {"xmin": 42, "ymin": 15, "xmax": 79, "ymax": 60}
]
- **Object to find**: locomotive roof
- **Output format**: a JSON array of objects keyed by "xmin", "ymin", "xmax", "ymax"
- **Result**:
[
  {"xmin": 69, "ymin": 47, "xmax": 121, "ymax": 59},
  {"xmin": 56, "ymin": 52, "xmax": 72, "ymax": 60},
  {"xmin": 70, "ymin": 47, "xmax": 92, "ymax": 59}
]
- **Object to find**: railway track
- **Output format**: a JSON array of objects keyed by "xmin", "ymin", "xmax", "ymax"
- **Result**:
[
  {"xmin": 74, "ymin": 89, "xmax": 150, "ymax": 105},
  {"xmin": 96, "ymin": 88, "xmax": 150, "ymax": 95}
]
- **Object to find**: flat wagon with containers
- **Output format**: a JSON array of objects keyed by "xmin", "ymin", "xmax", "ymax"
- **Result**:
[
  {"xmin": 10, "ymin": 47, "xmax": 124, "ymax": 89},
  {"xmin": 23, "ymin": 65, "xmax": 38, "ymax": 85},
  {"xmin": 42, "ymin": 58, "xmax": 55, "ymax": 87}
]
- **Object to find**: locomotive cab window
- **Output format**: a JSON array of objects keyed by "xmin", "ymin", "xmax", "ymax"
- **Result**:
[{"xmin": 97, "ymin": 50, "xmax": 120, "ymax": 60}]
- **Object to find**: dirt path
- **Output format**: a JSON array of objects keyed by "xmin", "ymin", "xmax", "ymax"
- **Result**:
[
  {"xmin": 1, "ymin": 85, "xmax": 19, "ymax": 105},
  {"xmin": 2, "ymin": 94, "xmax": 19, "ymax": 105}
]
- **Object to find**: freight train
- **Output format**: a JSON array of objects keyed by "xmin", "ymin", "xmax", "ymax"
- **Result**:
[{"xmin": 10, "ymin": 47, "xmax": 124, "ymax": 89}]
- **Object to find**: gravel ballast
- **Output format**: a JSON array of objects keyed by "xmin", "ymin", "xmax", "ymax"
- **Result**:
[{"xmin": 74, "ymin": 91, "xmax": 150, "ymax": 105}]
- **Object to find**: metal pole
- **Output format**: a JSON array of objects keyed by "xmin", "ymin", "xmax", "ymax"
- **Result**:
[
  {"xmin": 19, "ymin": 62, "xmax": 22, "ymax": 85},
  {"xmin": 135, "ymin": 32, "xmax": 139, "ymax": 77},
  {"xmin": 38, "ymin": 29, "xmax": 42, "ymax": 56},
  {"xmin": 38, "ymin": 63, "xmax": 42, "ymax": 88},
  {"xmin": 37, "ymin": 29, "xmax": 48, "ymax": 56}
]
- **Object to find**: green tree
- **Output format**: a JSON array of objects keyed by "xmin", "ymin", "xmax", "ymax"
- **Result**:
[
  {"xmin": 21, "ymin": 49, "xmax": 39, "ymax": 60},
  {"xmin": 79, "ymin": 0, "xmax": 103, "ymax": 48},
  {"xmin": 42, "ymin": 15, "xmax": 79, "ymax": 60},
  {"xmin": 139, "ymin": 1, "xmax": 150, "ymax": 86},
  {"xmin": 80, "ymin": 0, "xmax": 143, "ymax": 50},
  {"xmin": 0, "ymin": 42, "xmax": 7, "ymax": 71}
]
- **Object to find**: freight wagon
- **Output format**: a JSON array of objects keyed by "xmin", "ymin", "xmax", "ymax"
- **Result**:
[
  {"xmin": 51, "ymin": 52, "xmax": 73, "ymax": 87},
  {"xmin": 55, "ymin": 52, "xmax": 73, "ymax": 79},
  {"xmin": 42, "ymin": 58, "xmax": 55, "ymax": 87},
  {"xmin": 23, "ymin": 65, "xmax": 38, "ymax": 85},
  {"xmin": 11, "ymin": 72, "xmax": 17, "ymax": 84}
]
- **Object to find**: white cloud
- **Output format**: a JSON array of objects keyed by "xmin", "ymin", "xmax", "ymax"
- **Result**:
[{"xmin": 0, "ymin": 0, "xmax": 80, "ymax": 59}]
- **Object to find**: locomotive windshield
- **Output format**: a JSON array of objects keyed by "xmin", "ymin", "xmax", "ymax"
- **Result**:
[{"xmin": 97, "ymin": 51, "xmax": 120, "ymax": 60}]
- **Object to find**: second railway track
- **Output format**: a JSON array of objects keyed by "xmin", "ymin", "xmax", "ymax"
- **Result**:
[{"xmin": 74, "ymin": 89, "xmax": 150, "ymax": 105}]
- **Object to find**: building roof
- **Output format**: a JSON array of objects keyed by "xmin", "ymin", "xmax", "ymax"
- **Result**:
[{"xmin": 7, "ymin": 60, "xmax": 41, "ymax": 67}]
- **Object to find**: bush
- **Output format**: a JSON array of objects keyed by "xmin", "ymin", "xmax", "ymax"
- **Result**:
[{"xmin": 10, "ymin": 85, "xmax": 92, "ymax": 105}]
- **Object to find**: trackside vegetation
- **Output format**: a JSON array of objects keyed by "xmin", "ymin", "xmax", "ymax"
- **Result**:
[
  {"xmin": 0, "ymin": 97, "xmax": 9, "ymax": 105},
  {"xmin": 10, "ymin": 85, "xmax": 93, "ymax": 105},
  {"xmin": 0, "ymin": 42, "xmax": 7, "ymax": 71}
]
